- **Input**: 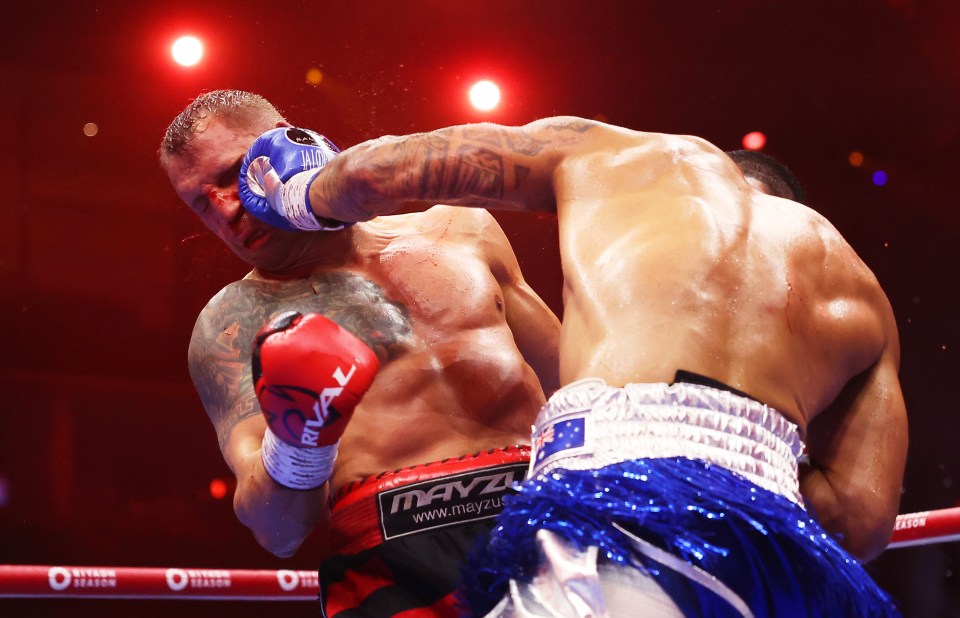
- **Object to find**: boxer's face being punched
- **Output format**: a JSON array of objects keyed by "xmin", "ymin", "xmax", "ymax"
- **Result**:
[{"xmin": 166, "ymin": 117, "xmax": 307, "ymax": 269}]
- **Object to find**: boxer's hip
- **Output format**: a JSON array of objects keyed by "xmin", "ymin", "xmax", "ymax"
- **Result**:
[{"xmin": 321, "ymin": 446, "xmax": 529, "ymax": 618}]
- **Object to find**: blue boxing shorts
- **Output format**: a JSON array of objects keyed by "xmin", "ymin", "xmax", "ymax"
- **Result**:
[
  {"xmin": 321, "ymin": 446, "xmax": 529, "ymax": 617},
  {"xmin": 459, "ymin": 377, "xmax": 900, "ymax": 618}
]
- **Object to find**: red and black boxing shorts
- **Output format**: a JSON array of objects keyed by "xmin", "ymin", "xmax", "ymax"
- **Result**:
[{"xmin": 320, "ymin": 445, "xmax": 530, "ymax": 618}]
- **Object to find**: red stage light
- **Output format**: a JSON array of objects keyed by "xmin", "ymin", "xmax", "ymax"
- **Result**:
[
  {"xmin": 741, "ymin": 131, "xmax": 766, "ymax": 150},
  {"xmin": 469, "ymin": 80, "xmax": 501, "ymax": 111},
  {"xmin": 209, "ymin": 478, "xmax": 227, "ymax": 500},
  {"xmin": 171, "ymin": 35, "xmax": 204, "ymax": 67}
]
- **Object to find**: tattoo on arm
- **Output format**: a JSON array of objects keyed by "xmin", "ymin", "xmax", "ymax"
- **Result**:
[
  {"xmin": 448, "ymin": 144, "xmax": 504, "ymax": 198},
  {"xmin": 331, "ymin": 117, "xmax": 593, "ymax": 217},
  {"xmin": 189, "ymin": 274, "xmax": 413, "ymax": 450},
  {"xmin": 190, "ymin": 286, "xmax": 272, "ymax": 450},
  {"xmin": 373, "ymin": 126, "xmax": 555, "ymax": 203}
]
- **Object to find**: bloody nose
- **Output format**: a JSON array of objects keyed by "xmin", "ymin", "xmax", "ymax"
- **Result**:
[{"xmin": 205, "ymin": 188, "xmax": 228, "ymax": 206}]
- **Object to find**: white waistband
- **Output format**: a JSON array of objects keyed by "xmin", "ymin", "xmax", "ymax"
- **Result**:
[{"xmin": 530, "ymin": 378, "xmax": 805, "ymax": 506}]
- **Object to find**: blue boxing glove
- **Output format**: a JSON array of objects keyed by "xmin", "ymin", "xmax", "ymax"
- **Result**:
[{"xmin": 238, "ymin": 127, "xmax": 347, "ymax": 232}]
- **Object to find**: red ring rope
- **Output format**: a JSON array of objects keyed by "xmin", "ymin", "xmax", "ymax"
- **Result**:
[
  {"xmin": 887, "ymin": 506, "xmax": 960, "ymax": 549},
  {"xmin": 0, "ymin": 565, "xmax": 318, "ymax": 600},
  {"xmin": 0, "ymin": 508, "xmax": 957, "ymax": 599}
]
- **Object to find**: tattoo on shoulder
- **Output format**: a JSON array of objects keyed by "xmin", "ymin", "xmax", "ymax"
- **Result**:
[
  {"xmin": 537, "ymin": 118, "xmax": 594, "ymax": 135},
  {"xmin": 503, "ymin": 130, "xmax": 549, "ymax": 157},
  {"xmin": 189, "ymin": 273, "xmax": 413, "ymax": 449},
  {"xmin": 189, "ymin": 284, "xmax": 268, "ymax": 449}
]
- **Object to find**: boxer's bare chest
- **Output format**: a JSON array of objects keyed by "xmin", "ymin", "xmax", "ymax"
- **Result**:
[{"xmin": 239, "ymin": 236, "xmax": 499, "ymax": 358}]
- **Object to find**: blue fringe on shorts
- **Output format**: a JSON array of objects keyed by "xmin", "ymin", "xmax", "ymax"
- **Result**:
[{"xmin": 459, "ymin": 457, "xmax": 900, "ymax": 617}]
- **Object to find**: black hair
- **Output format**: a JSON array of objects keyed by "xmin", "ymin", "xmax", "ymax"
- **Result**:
[{"xmin": 726, "ymin": 149, "xmax": 807, "ymax": 204}]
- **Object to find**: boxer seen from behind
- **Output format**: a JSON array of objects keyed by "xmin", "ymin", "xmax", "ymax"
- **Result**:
[{"xmin": 242, "ymin": 115, "xmax": 908, "ymax": 617}]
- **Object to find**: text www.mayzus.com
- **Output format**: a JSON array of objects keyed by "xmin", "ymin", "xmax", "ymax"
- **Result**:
[{"xmin": 410, "ymin": 496, "xmax": 504, "ymax": 524}]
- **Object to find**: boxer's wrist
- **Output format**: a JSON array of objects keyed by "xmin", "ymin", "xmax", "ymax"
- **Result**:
[
  {"xmin": 261, "ymin": 428, "xmax": 337, "ymax": 490},
  {"xmin": 279, "ymin": 168, "xmax": 325, "ymax": 231}
]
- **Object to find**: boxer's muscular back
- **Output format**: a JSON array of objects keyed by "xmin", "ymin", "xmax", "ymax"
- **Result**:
[{"xmin": 553, "ymin": 130, "xmax": 895, "ymax": 434}]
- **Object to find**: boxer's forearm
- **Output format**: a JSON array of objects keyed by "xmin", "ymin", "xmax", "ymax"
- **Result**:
[
  {"xmin": 307, "ymin": 122, "xmax": 562, "ymax": 222},
  {"xmin": 233, "ymin": 450, "xmax": 329, "ymax": 558},
  {"xmin": 223, "ymin": 416, "xmax": 330, "ymax": 558}
]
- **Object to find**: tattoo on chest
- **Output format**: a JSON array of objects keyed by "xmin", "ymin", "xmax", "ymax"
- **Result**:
[{"xmin": 191, "ymin": 271, "xmax": 412, "ymax": 448}]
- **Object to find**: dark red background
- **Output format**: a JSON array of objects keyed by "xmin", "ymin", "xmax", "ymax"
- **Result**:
[{"xmin": 1, "ymin": 1, "xmax": 958, "ymax": 615}]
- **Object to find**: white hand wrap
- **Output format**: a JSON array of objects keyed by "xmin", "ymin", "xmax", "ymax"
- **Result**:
[
  {"xmin": 277, "ymin": 168, "xmax": 326, "ymax": 231},
  {"xmin": 247, "ymin": 159, "xmax": 347, "ymax": 232},
  {"xmin": 261, "ymin": 428, "xmax": 338, "ymax": 490}
]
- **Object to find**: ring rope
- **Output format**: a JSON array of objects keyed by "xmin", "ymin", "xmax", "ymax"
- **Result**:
[
  {"xmin": 0, "ymin": 565, "xmax": 318, "ymax": 600},
  {"xmin": 0, "ymin": 508, "xmax": 957, "ymax": 599},
  {"xmin": 886, "ymin": 506, "xmax": 960, "ymax": 549}
]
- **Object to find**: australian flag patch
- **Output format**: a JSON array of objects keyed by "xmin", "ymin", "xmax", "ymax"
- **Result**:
[{"xmin": 531, "ymin": 412, "xmax": 590, "ymax": 474}]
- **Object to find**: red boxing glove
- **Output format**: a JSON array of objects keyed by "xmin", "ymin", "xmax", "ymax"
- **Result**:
[{"xmin": 252, "ymin": 311, "xmax": 379, "ymax": 489}]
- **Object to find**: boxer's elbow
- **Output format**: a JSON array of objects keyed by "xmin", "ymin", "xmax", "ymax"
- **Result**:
[
  {"xmin": 235, "ymin": 496, "xmax": 311, "ymax": 558},
  {"xmin": 839, "ymin": 496, "xmax": 899, "ymax": 563},
  {"xmin": 233, "ymin": 475, "xmax": 314, "ymax": 558},
  {"xmin": 256, "ymin": 531, "xmax": 304, "ymax": 559},
  {"xmin": 803, "ymin": 469, "xmax": 898, "ymax": 562}
]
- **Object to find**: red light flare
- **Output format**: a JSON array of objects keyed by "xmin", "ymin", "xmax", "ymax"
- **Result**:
[
  {"xmin": 209, "ymin": 478, "xmax": 228, "ymax": 500},
  {"xmin": 741, "ymin": 131, "xmax": 767, "ymax": 150},
  {"xmin": 469, "ymin": 80, "xmax": 501, "ymax": 112},
  {"xmin": 171, "ymin": 35, "xmax": 204, "ymax": 67}
]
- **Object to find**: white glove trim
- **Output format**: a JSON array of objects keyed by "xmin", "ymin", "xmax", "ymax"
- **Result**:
[{"xmin": 261, "ymin": 428, "xmax": 337, "ymax": 490}]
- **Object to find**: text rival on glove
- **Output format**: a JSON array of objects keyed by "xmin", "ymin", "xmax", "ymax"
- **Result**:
[{"xmin": 301, "ymin": 364, "xmax": 357, "ymax": 447}]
